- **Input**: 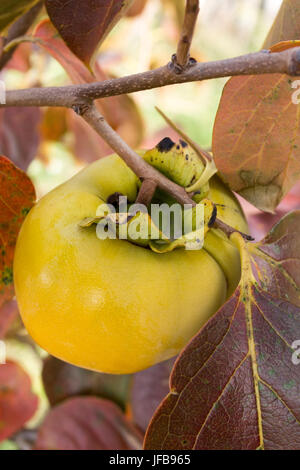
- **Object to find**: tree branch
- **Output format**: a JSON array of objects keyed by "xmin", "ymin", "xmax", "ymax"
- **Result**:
[
  {"xmin": 75, "ymin": 106, "xmax": 253, "ymax": 240},
  {"xmin": 2, "ymin": 48, "xmax": 300, "ymax": 108},
  {"xmin": 214, "ymin": 218, "xmax": 254, "ymax": 241},
  {"xmin": 78, "ymin": 104, "xmax": 195, "ymax": 206},
  {"xmin": 0, "ymin": 1, "xmax": 43, "ymax": 70},
  {"xmin": 174, "ymin": 0, "xmax": 200, "ymax": 71}
]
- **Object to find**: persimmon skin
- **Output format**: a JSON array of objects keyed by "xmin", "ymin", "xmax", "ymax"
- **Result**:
[{"xmin": 14, "ymin": 154, "xmax": 248, "ymax": 374}]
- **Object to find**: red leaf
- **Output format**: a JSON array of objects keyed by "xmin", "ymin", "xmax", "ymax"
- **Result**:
[
  {"xmin": 0, "ymin": 107, "xmax": 41, "ymax": 170},
  {"xmin": 35, "ymin": 397, "xmax": 143, "ymax": 450},
  {"xmin": 0, "ymin": 156, "xmax": 36, "ymax": 308},
  {"xmin": 34, "ymin": 20, "xmax": 144, "ymax": 160},
  {"xmin": 131, "ymin": 358, "xmax": 175, "ymax": 432},
  {"xmin": 45, "ymin": 0, "xmax": 134, "ymax": 65},
  {"xmin": 0, "ymin": 361, "xmax": 38, "ymax": 442},
  {"xmin": 144, "ymin": 212, "xmax": 300, "ymax": 450},
  {"xmin": 42, "ymin": 356, "xmax": 131, "ymax": 409},
  {"xmin": 33, "ymin": 19, "xmax": 94, "ymax": 84},
  {"xmin": 4, "ymin": 43, "xmax": 32, "ymax": 72},
  {"xmin": 251, "ymin": 211, "xmax": 300, "ymax": 307}
]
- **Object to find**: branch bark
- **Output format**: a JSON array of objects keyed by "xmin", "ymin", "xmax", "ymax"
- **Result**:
[
  {"xmin": 0, "ymin": 1, "xmax": 43, "ymax": 70},
  {"xmin": 175, "ymin": 0, "xmax": 200, "ymax": 71},
  {"xmin": 2, "ymin": 48, "xmax": 300, "ymax": 108},
  {"xmin": 79, "ymin": 104, "xmax": 195, "ymax": 206}
]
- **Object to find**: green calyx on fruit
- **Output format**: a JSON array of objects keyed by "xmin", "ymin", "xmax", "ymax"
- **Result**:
[{"xmin": 79, "ymin": 132, "xmax": 218, "ymax": 253}]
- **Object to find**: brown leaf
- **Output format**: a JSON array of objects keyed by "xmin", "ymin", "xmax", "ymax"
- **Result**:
[
  {"xmin": 263, "ymin": 0, "xmax": 300, "ymax": 49},
  {"xmin": 144, "ymin": 213, "xmax": 300, "ymax": 450},
  {"xmin": 0, "ymin": 156, "xmax": 36, "ymax": 308},
  {"xmin": 126, "ymin": 0, "xmax": 147, "ymax": 17},
  {"xmin": 130, "ymin": 358, "xmax": 175, "ymax": 432},
  {"xmin": 45, "ymin": 0, "xmax": 134, "ymax": 65},
  {"xmin": 0, "ymin": 107, "xmax": 41, "ymax": 170},
  {"xmin": 0, "ymin": 0, "xmax": 39, "ymax": 32},
  {"xmin": 41, "ymin": 107, "xmax": 68, "ymax": 142},
  {"xmin": 35, "ymin": 396, "xmax": 143, "ymax": 450},
  {"xmin": 42, "ymin": 356, "xmax": 131, "ymax": 410},
  {"xmin": 212, "ymin": 73, "xmax": 300, "ymax": 212},
  {"xmin": 0, "ymin": 361, "xmax": 38, "ymax": 442},
  {"xmin": 213, "ymin": 2, "xmax": 300, "ymax": 214}
]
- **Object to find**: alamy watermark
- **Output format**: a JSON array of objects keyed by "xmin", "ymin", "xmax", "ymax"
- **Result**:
[
  {"xmin": 291, "ymin": 80, "xmax": 300, "ymax": 104},
  {"xmin": 292, "ymin": 340, "xmax": 300, "ymax": 365},
  {"xmin": 94, "ymin": 196, "xmax": 206, "ymax": 250}
]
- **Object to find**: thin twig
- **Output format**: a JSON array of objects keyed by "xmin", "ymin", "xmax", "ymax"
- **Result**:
[
  {"xmin": 214, "ymin": 218, "xmax": 254, "ymax": 241},
  {"xmin": 0, "ymin": 1, "xmax": 43, "ymax": 70},
  {"xmin": 175, "ymin": 0, "xmax": 200, "ymax": 71},
  {"xmin": 79, "ymin": 104, "xmax": 196, "ymax": 206},
  {"xmin": 2, "ymin": 48, "xmax": 300, "ymax": 108}
]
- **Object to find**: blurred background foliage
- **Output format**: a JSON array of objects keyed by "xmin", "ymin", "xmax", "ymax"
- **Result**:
[{"xmin": 2, "ymin": 0, "xmax": 282, "ymax": 198}]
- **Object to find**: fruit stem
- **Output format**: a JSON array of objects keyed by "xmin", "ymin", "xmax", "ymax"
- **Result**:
[
  {"xmin": 136, "ymin": 179, "xmax": 157, "ymax": 207},
  {"xmin": 79, "ymin": 104, "xmax": 196, "ymax": 206}
]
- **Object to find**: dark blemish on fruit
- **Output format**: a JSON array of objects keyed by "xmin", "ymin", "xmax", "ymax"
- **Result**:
[
  {"xmin": 208, "ymin": 205, "xmax": 217, "ymax": 227},
  {"xmin": 179, "ymin": 139, "xmax": 188, "ymax": 148},
  {"xmin": 156, "ymin": 137, "xmax": 175, "ymax": 152},
  {"xmin": 107, "ymin": 192, "xmax": 124, "ymax": 209},
  {"xmin": 185, "ymin": 154, "xmax": 189, "ymax": 160}
]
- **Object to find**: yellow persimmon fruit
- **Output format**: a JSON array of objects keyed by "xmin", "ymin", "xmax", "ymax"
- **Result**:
[{"xmin": 14, "ymin": 150, "xmax": 248, "ymax": 374}]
